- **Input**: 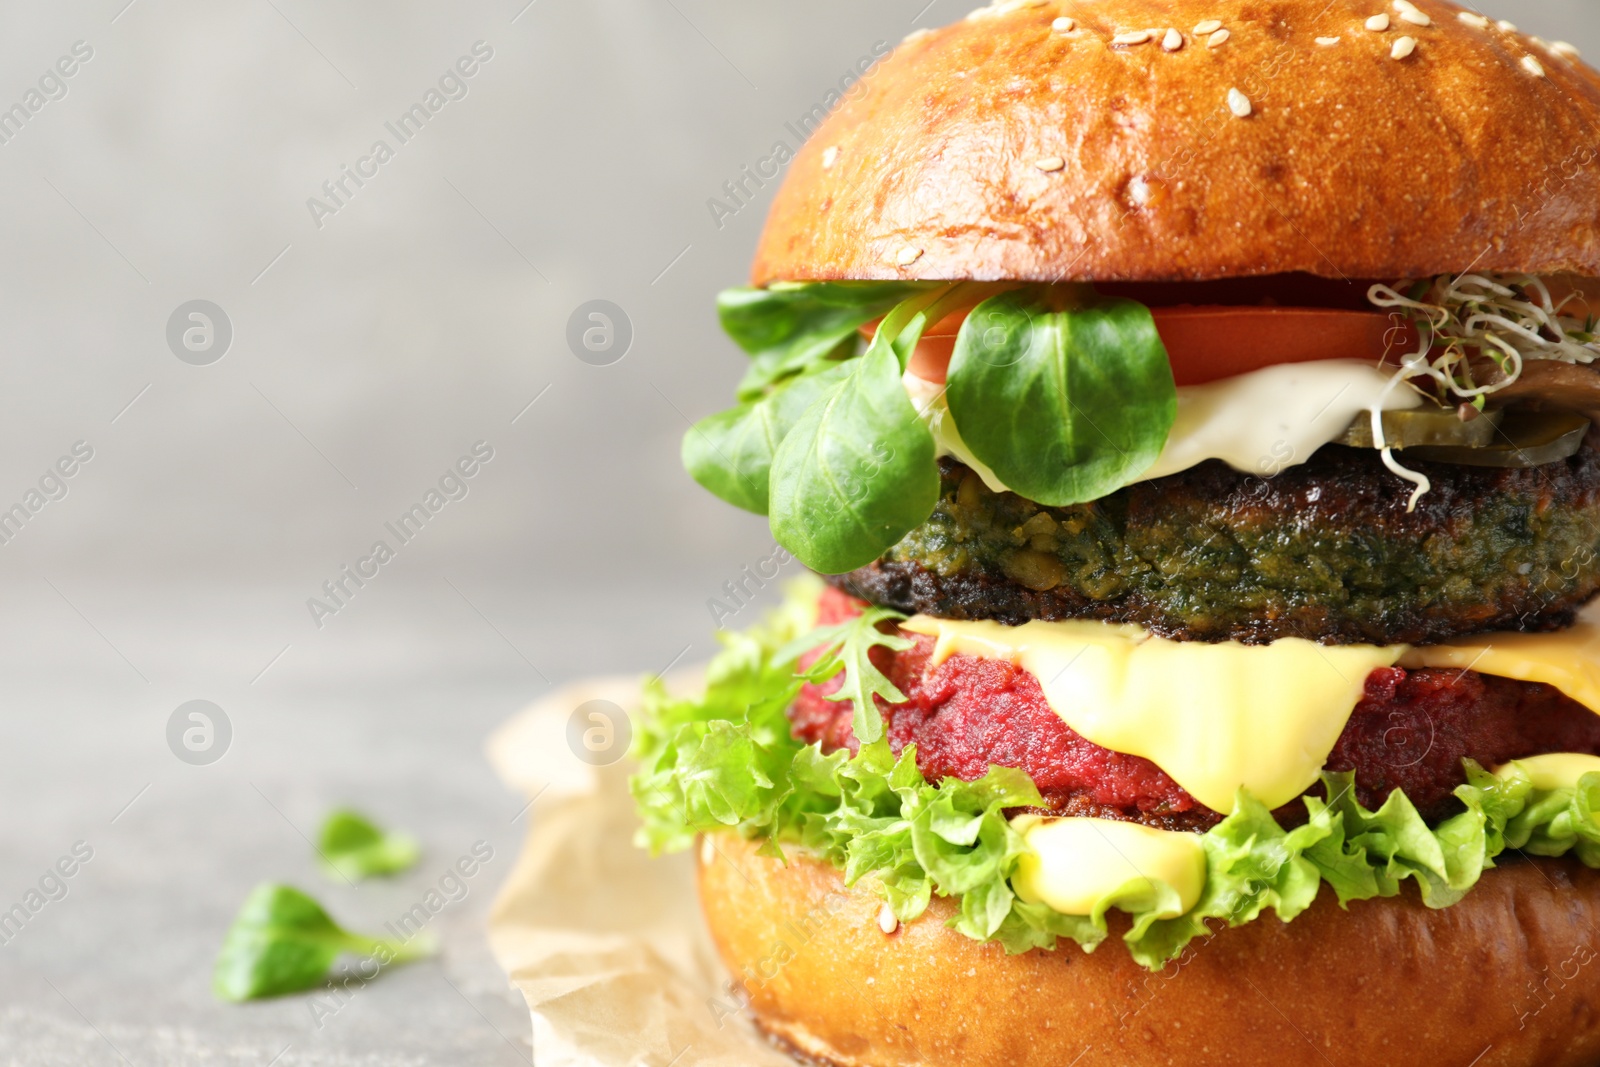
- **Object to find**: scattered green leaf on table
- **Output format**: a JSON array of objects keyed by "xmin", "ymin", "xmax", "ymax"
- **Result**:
[
  {"xmin": 213, "ymin": 884, "xmax": 432, "ymax": 1002},
  {"xmin": 317, "ymin": 809, "xmax": 421, "ymax": 881}
]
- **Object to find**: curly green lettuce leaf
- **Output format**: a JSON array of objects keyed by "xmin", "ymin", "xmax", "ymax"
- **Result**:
[
  {"xmin": 631, "ymin": 590, "xmax": 1600, "ymax": 970},
  {"xmin": 1305, "ymin": 770, "xmax": 1492, "ymax": 908},
  {"xmin": 628, "ymin": 627, "xmax": 808, "ymax": 857},
  {"xmin": 1492, "ymin": 761, "xmax": 1600, "ymax": 866},
  {"xmin": 1124, "ymin": 789, "xmax": 1333, "ymax": 968}
]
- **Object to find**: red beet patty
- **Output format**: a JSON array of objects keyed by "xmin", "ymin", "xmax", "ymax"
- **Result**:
[{"xmin": 791, "ymin": 589, "xmax": 1600, "ymax": 829}]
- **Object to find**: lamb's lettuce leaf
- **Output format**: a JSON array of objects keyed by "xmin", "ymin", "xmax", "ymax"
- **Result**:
[
  {"xmin": 632, "ymin": 583, "xmax": 1600, "ymax": 970},
  {"xmin": 718, "ymin": 282, "xmax": 936, "ymax": 399},
  {"xmin": 683, "ymin": 360, "xmax": 853, "ymax": 515},
  {"xmin": 767, "ymin": 338, "xmax": 939, "ymax": 573},
  {"xmin": 945, "ymin": 287, "xmax": 1176, "ymax": 507},
  {"xmin": 316, "ymin": 809, "xmax": 420, "ymax": 882},
  {"xmin": 213, "ymin": 885, "xmax": 432, "ymax": 1001},
  {"xmin": 689, "ymin": 281, "xmax": 1182, "ymax": 573}
]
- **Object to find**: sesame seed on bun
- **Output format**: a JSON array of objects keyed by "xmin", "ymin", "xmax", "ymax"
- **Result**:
[{"xmin": 751, "ymin": 0, "xmax": 1600, "ymax": 284}]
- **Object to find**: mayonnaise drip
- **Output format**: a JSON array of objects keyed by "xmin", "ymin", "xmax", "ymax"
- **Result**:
[{"xmin": 1010, "ymin": 816, "xmax": 1206, "ymax": 918}]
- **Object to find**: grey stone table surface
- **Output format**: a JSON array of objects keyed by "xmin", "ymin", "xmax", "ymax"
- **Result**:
[
  {"xmin": 0, "ymin": 0, "xmax": 933, "ymax": 1062},
  {"xmin": 0, "ymin": 579, "xmax": 746, "ymax": 1067}
]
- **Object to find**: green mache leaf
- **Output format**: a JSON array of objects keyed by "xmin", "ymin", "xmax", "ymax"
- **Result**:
[
  {"xmin": 718, "ymin": 282, "xmax": 935, "ymax": 399},
  {"xmin": 697, "ymin": 282, "xmax": 976, "ymax": 558},
  {"xmin": 778, "ymin": 605, "xmax": 914, "ymax": 744},
  {"xmin": 317, "ymin": 809, "xmax": 421, "ymax": 882},
  {"xmin": 946, "ymin": 288, "xmax": 1176, "ymax": 507},
  {"xmin": 212, "ymin": 884, "xmax": 430, "ymax": 1002},
  {"xmin": 768, "ymin": 341, "xmax": 939, "ymax": 574},
  {"xmin": 682, "ymin": 361, "xmax": 853, "ymax": 515}
]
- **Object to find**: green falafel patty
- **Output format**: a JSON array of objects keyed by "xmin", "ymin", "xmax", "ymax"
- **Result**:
[{"xmin": 830, "ymin": 439, "xmax": 1600, "ymax": 646}]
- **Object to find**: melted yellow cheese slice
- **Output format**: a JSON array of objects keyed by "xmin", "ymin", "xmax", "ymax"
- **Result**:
[
  {"xmin": 1401, "ymin": 614, "xmax": 1600, "ymax": 715},
  {"xmin": 903, "ymin": 604, "xmax": 1600, "ymax": 815},
  {"xmin": 1010, "ymin": 816, "xmax": 1206, "ymax": 918},
  {"xmin": 900, "ymin": 615, "xmax": 1404, "ymax": 812}
]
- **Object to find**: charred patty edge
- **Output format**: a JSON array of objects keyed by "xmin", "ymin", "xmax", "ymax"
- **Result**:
[{"xmin": 829, "ymin": 561, "xmax": 1596, "ymax": 645}]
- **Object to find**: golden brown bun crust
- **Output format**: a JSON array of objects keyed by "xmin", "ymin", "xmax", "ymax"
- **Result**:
[
  {"xmin": 699, "ymin": 832, "xmax": 1600, "ymax": 1067},
  {"xmin": 752, "ymin": 0, "xmax": 1600, "ymax": 285}
]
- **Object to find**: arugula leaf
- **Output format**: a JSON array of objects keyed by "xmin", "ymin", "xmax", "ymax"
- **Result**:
[
  {"xmin": 682, "ymin": 361, "xmax": 853, "ymax": 515},
  {"xmin": 777, "ymin": 605, "xmax": 913, "ymax": 744},
  {"xmin": 718, "ymin": 282, "xmax": 936, "ymax": 398},
  {"xmin": 317, "ymin": 809, "xmax": 421, "ymax": 882},
  {"xmin": 213, "ymin": 884, "xmax": 432, "ymax": 1001},
  {"xmin": 768, "ymin": 339, "xmax": 939, "ymax": 574},
  {"xmin": 946, "ymin": 287, "xmax": 1176, "ymax": 506}
]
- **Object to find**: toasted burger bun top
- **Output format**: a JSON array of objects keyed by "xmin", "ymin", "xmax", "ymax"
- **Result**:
[{"xmin": 752, "ymin": 0, "xmax": 1600, "ymax": 285}]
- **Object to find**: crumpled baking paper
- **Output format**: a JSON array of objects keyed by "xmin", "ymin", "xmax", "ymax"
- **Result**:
[{"xmin": 486, "ymin": 676, "xmax": 793, "ymax": 1067}]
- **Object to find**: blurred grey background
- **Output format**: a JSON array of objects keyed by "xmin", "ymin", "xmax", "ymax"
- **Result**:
[{"xmin": 0, "ymin": 1, "xmax": 1597, "ymax": 1064}]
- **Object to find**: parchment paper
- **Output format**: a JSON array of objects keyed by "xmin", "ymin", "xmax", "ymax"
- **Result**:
[{"xmin": 486, "ymin": 676, "xmax": 792, "ymax": 1067}]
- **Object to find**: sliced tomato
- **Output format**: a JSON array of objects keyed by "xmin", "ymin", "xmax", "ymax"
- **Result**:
[
  {"xmin": 864, "ymin": 306, "xmax": 1415, "ymax": 387},
  {"xmin": 1145, "ymin": 307, "xmax": 1411, "ymax": 387}
]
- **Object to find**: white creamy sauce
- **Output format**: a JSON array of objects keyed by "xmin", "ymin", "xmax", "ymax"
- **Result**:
[
  {"xmin": 902, "ymin": 372, "xmax": 1008, "ymax": 492},
  {"xmin": 1142, "ymin": 360, "xmax": 1421, "ymax": 480},
  {"xmin": 904, "ymin": 360, "xmax": 1421, "ymax": 489}
]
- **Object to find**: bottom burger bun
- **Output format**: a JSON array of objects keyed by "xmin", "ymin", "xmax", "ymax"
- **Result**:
[{"xmin": 698, "ymin": 832, "xmax": 1600, "ymax": 1067}]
